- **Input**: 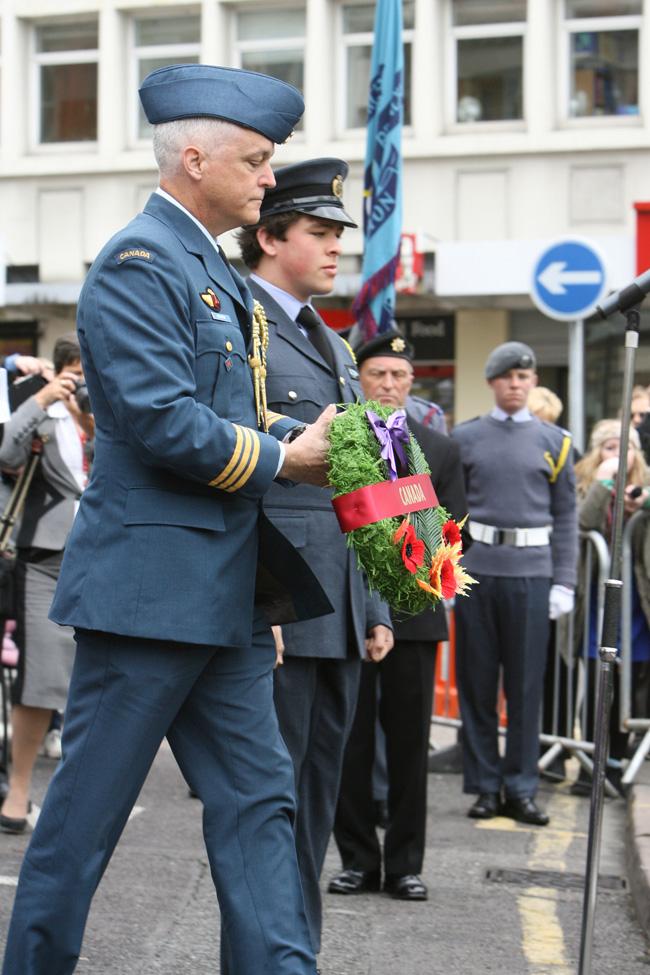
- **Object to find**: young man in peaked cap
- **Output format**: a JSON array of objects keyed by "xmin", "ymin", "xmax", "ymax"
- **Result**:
[
  {"xmin": 2, "ymin": 65, "xmax": 335, "ymax": 975},
  {"xmin": 329, "ymin": 330, "xmax": 468, "ymax": 901},
  {"xmin": 451, "ymin": 341, "xmax": 577, "ymax": 827},
  {"xmin": 238, "ymin": 157, "xmax": 393, "ymax": 958}
]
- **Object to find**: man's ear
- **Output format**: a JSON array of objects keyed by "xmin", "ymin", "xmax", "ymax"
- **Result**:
[
  {"xmin": 256, "ymin": 226, "xmax": 280, "ymax": 258},
  {"xmin": 182, "ymin": 145, "xmax": 204, "ymax": 182}
]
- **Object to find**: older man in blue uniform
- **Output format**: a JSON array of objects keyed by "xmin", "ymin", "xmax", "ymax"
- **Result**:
[
  {"xmin": 2, "ymin": 65, "xmax": 335, "ymax": 975},
  {"xmin": 237, "ymin": 159, "xmax": 393, "ymax": 958}
]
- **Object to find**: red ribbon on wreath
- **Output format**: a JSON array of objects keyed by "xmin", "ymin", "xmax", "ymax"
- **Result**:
[{"xmin": 332, "ymin": 474, "xmax": 438, "ymax": 533}]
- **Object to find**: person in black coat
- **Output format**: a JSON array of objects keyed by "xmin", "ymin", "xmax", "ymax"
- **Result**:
[{"xmin": 329, "ymin": 331, "xmax": 469, "ymax": 901}]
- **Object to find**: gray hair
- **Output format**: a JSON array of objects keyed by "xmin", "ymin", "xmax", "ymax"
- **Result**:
[{"xmin": 152, "ymin": 117, "xmax": 240, "ymax": 177}]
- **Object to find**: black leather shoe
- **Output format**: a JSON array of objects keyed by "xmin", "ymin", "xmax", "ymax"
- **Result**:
[
  {"xmin": 468, "ymin": 793, "xmax": 500, "ymax": 819},
  {"xmin": 0, "ymin": 801, "xmax": 32, "ymax": 835},
  {"xmin": 327, "ymin": 868, "xmax": 380, "ymax": 895},
  {"xmin": 501, "ymin": 796, "xmax": 549, "ymax": 826},
  {"xmin": 384, "ymin": 874, "xmax": 428, "ymax": 900}
]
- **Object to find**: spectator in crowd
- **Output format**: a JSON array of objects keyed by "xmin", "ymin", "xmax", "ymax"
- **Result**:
[
  {"xmin": 238, "ymin": 157, "xmax": 393, "ymax": 956},
  {"xmin": 528, "ymin": 386, "xmax": 563, "ymax": 425},
  {"xmin": 328, "ymin": 331, "xmax": 468, "ymax": 901},
  {"xmin": 571, "ymin": 419, "xmax": 650, "ymax": 795},
  {"xmin": 631, "ymin": 385, "xmax": 650, "ymax": 466},
  {"xmin": 630, "ymin": 385, "xmax": 650, "ymax": 429},
  {"xmin": 452, "ymin": 341, "xmax": 578, "ymax": 827},
  {"xmin": 0, "ymin": 353, "xmax": 54, "ymax": 802},
  {"xmin": 2, "ymin": 65, "xmax": 333, "ymax": 975},
  {"xmin": 0, "ymin": 333, "xmax": 93, "ymax": 834}
]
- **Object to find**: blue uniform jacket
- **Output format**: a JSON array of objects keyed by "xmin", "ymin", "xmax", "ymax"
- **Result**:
[{"xmin": 50, "ymin": 193, "xmax": 323, "ymax": 647}]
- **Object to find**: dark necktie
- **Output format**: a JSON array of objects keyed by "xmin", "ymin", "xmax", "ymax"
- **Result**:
[{"xmin": 296, "ymin": 305, "xmax": 335, "ymax": 372}]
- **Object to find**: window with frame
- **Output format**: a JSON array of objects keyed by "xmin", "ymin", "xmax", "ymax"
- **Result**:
[
  {"xmin": 132, "ymin": 13, "xmax": 201, "ymax": 140},
  {"xmin": 341, "ymin": 1, "xmax": 413, "ymax": 131},
  {"xmin": 234, "ymin": 7, "xmax": 305, "ymax": 126},
  {"xmin": 564, "ymin": 1, "xmax": 641, "ymax": 119},
  {"xmin": 34, "ymin": 20, "xmax": 98, "ymax": 144},
  {"xmin": 451, "ymin": 0, "xmax": 526, "ymax": 125}
]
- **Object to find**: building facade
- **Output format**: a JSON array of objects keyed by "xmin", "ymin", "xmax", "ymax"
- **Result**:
[{"xmin": 0, "ymin": 0, "xmax": 649, "ymax": 435}]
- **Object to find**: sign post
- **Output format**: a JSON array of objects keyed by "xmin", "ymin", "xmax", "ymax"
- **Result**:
[{"xmin": 530, "ymin": 238, "xmax": 608, "ymax": 452}]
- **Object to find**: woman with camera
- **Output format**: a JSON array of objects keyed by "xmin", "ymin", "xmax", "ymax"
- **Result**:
[{"xmin": 0, "ymin": 333, "xmax": 93, "ymax": 833}]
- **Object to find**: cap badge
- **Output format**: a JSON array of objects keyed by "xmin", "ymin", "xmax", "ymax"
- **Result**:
[
  {"xmin": 332, "ymin": 175, "xmax": 344, "ymax": 200},
  {"xmin": 200, "ymin": 287, "xmax": 221, "ymax": 311},
  {"xmin": 391, "ymin": 337, "xmax": 406, "ymax": 353}
]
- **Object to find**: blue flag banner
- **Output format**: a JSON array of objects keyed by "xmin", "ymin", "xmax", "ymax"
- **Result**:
[{"xmin": 352, "ymin": 0, "xmax": 404, "ymax": 340}]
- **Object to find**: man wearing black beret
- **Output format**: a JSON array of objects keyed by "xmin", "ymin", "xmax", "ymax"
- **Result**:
[{"xmin": 328, "ymin": 330, "xmax": 468, "ymax": 901}]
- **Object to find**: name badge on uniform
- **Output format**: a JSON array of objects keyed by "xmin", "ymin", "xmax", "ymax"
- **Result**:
[{"xmin": 211, "ymin": 311, "xmax": 232, "ymax": 322}]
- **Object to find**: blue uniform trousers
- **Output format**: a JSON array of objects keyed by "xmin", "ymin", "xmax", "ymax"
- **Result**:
[
  {"xmin": 272, "ymin": 653, "xmax": 361, "ymax": 955},
  {"xmin": 455, "ymin": 575, "xmax": 550, "ymax": 799},
  {"xmin": 2, "ymin": 620, "xmax": 316, "ymax": 975}
]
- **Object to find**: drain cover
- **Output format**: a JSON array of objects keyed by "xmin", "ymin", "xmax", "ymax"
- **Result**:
[{"xmin": 486, "ymin": 868, "xmax": 627, "ymax": 891}]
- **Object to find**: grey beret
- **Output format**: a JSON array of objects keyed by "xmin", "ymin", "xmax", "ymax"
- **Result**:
[{"xmin": 485, "ymin": 341, "xmax": 536, "ymax": 380}]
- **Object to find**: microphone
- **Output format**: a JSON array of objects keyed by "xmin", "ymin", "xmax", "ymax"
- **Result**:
[{"xmin": 597, "ymin": 268, "xmax": 650, "ymax": 319}]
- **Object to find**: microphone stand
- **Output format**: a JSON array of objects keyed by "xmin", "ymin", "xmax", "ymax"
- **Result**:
[{"xmin": 577, "ymin": 304, "xmax": 641, "ymax": 974}]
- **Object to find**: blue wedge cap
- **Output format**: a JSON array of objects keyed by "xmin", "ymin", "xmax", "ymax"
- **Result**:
[{"xmin": 139, "ymin": 63, "xmax": 304, "ymax": 144}]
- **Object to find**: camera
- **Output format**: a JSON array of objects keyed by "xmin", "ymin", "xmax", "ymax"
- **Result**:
[{"xmin": 73, "ymin": 380, "xmax": 92, "ymax": 414}]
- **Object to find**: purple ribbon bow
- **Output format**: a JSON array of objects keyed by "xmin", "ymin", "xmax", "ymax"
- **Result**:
[{"xmin": 366, "ymin": 409, "xmax": 410, "ymax": 481}]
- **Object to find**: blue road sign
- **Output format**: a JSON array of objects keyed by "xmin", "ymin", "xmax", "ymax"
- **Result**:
[{"xmin": 531, "ymin": 238, "xmax": 608, "ymax": 321}]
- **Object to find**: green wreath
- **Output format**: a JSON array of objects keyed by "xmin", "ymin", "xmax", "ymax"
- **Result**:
[{"xmin": 328, "ymin": 401, "xmax": 473, "ymax": 616}]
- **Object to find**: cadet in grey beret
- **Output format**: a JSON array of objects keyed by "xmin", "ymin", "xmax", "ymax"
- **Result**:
[{"xmin": 485, "ymin": 341, "xmax": 536, "ymax": 381}]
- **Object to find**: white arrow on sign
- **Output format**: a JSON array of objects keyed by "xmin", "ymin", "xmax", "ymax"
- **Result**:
[{"xmin": 537, "ymin": 261, "xmax": 602, "ymax": 295}]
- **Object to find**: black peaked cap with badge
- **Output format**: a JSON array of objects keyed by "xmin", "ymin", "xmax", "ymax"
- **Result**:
[
  {"xmin": 484, "ymin": 341, "xmax": 536, "ymax": 380},
  {"xmin": 258, "ymin": 158, "xmax": 358, "ymax": 227},
  {"xmin": 354, "ymin": 329, "xmax": 414, "ymax": 368},
  {"xmin": 139, "ymin": 63, "xmax": 304, "ymax": 144}
]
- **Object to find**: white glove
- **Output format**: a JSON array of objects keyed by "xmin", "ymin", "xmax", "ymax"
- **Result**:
[{"xmin": 549, "ymin": 584, "xmax": 574, "ymax": 620}]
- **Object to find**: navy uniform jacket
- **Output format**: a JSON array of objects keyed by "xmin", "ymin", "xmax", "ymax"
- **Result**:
[
  {"xmin": 250, "ymin": 281, "xmax": 391, "ymax": 659},
  {"xmin": 50, "ymin": 193, "xmax": 325, "ymax": 648}
]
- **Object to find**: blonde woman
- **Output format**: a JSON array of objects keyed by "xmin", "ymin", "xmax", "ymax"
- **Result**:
[{"xmin": 572, "ymin": 419, "xmax": 650, "ymax": 794}]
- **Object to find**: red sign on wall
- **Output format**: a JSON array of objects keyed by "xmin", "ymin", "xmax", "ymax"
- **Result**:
[{"xmin": 396, "ymin": 233, "xmax": 424, "ymax": 293}]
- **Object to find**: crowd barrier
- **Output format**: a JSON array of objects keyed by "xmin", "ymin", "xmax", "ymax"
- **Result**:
[{"xmin": 431, "ymin": 512, "xmax": 650, "ymax": 793}]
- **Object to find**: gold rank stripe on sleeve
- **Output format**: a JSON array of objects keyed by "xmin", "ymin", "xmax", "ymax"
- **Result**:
[
  {"xmin": 209, "ymin": 425, "xmax": 261, "ymax": 492},
  {"xmin": 266, "ymin": 410, "xmax": 288, "ymax": 429}
]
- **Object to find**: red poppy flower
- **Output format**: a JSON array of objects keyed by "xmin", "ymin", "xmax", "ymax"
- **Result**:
[
  {"xmin": 442, "ymin": 519, "xmax": 461, "ymax": 547},
  {"xmin": 440, "ymin": 558, "xmax": 457, "ymax": 598},
  {"xmin": 397, "ymin": 522, "xmax": 425, "ymax": 574}
]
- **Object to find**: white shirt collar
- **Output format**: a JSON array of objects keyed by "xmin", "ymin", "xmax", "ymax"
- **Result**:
[
  {"xmin": 491, "ymin": 405, "xmax": 531, "ymax": 422},
  {"xmin": 155, "ymin": 187, "xmax": 220, "ymax": 254},
  {"xmin": 249, "ymin": 274, "xmax": 313, "ymax": 326}
]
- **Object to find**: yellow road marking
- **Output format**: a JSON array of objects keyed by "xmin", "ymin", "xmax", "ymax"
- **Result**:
[{"xmin": 517, "ymin": 793, "xmax": 579, "ymax": 973}]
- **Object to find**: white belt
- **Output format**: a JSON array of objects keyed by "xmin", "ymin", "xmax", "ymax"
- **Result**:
[{"xmin": 469, "ymin": 521, "xmax": 552, "ymax": 547}]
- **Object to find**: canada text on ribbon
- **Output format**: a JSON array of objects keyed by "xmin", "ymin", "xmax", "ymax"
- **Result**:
[{"xmin": 332, "ymin": 473, "xmax": 438, "ymax": 533}]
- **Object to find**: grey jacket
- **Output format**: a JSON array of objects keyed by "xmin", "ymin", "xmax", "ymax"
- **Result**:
[
  {"xmin": 250, "ymin": 280, "xmax": 391, "ymax": 659},
  {"xmin": 0, "ymin": 396, "xmax": 88, "ymax": 551}
]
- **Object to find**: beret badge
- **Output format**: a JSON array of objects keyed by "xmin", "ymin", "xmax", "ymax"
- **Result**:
[{"xmin": 390, "ymin": 337, "xmax": 406, "ymax": 353}]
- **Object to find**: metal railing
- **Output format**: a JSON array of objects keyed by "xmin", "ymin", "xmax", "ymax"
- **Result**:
[{"xmin": 431, "ymin": 514, "xmax": 650, "ymax": 792}]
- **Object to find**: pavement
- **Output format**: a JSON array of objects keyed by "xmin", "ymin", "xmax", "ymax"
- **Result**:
[
  {"xmin": 2, "ymin": 737, "xmax": 650, "ymax": 973},
  {"xmin": 627, "ymin": 756, "xmax": 650, "ymax": 939}
]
